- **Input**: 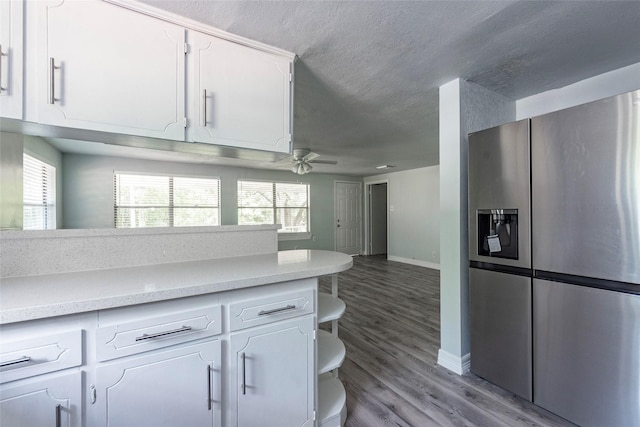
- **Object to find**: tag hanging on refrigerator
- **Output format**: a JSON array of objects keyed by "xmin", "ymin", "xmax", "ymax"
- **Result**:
[{"xmin": 487, "ymin": 234, "xmax": 502, "ymax": 253}]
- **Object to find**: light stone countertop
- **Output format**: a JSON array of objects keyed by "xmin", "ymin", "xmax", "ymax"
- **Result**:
[{"xmin": 0, "ymin": 250, "xmax": 353, "ymax": 324}]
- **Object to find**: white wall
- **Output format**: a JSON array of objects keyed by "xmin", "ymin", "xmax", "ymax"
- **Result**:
[
  {"xmin": 517, "ymin": 62, "xmax": 640, "ymax": 119},
  {"xmin": 364, "ymin": 166, "xmax": 440, "ymax": 269}
]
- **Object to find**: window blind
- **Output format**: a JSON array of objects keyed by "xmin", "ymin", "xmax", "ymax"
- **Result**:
[
  {"xmin": 23, "ymin": 153, "xmax": 56, "ymax": 230},
  {"xmin": 237, "ymin": 180, "xmax": 309, "ymax": 233},
  {"xmin": 114, "ymin": 173, "xmax": 220, "ymax": 228}
]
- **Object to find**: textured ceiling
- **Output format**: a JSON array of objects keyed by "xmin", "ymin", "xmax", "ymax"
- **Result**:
[{"xmin": 64, "ymin": 1, "xmax": 640, "ymax": 176}]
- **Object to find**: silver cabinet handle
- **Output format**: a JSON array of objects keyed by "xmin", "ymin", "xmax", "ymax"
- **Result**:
[
  {"xmin": 258, "ymin": 304, "xmax": 296, "ymax": 316},
  {"xmin": 202, "ymin": 89, "xmax": 207, "ymax": 126},
  {"xmin": 241, "ymin": 352, "xmax": 246, "ymax": 395},
  {"xmin": 55, "ymin": 404, "xmax": 62, "ymax": 427},
  {"xmin": 49, "ymin": 57, "xmax": 56, "ymax": 104},
  {"xmin": 0, "ymin": 44, "xmax": 4, "ymax": 93},
  {"xmin": 0, "ymin": 356, "xmax": 31, "ymax": 368},
  {"xmin": 135, "ymin": 325, "xmax": 192, "ymax": 341},
  {"xmin": 207, "ymin": 364, "xmax": 213, "ymax": 410}
]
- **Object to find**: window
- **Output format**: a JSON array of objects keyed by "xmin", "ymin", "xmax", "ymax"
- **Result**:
[
  {"xmin": 237, "ymin": 180, "xmax": 310, "ymax": 234},
  {"xmin": 23, "ymin": 153, "xmax": 56, "ymax": 230},
  {"xmin": 114, "ymin": 173, "xmax": 220, "ymax": 228}
]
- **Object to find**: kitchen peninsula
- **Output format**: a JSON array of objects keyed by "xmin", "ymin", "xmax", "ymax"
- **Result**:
[{"xmin": 0, "ymin": 225, "xmax": 352, "ymax": 426}]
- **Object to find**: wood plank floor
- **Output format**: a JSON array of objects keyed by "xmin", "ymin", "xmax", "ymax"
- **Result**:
[{"xmin": 319, "ymin": 255, "xmax": 575, "ymax": 427}]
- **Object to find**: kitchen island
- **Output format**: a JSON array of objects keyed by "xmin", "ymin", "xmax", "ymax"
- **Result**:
[{"xmin": 0, "ymin": 226, "xmax": 352, "ymax": 427}]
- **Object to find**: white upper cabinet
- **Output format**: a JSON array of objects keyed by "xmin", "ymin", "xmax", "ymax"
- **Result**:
[
  {"xmin": 36, "ymin": 0, "xmax": 186, "ymax": 140},
  {"xmin": 0, "ymin": 0, "xmax": 23, "ymax": 119},
  {"xmin": 191, "ymin": 31, "xmax": 293, "ymax": 153}
]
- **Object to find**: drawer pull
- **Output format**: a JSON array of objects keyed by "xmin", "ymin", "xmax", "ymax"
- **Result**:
[
  {"xmin": 55, "ymin": 404, "xmax": 62, "ymax": 427},
  {"xmin": 258, "ymin": 304, "xmax": 296, "ymax": 316},
  {"xmin": 135, "ymin": 326, "xmax": 192, "ymax": 341},
  {"xmin": 0, "ymin": 356, "xmax": 31, "ymax": 368}
]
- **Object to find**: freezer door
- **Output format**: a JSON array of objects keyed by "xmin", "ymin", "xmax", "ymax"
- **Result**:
[
  {"xmin": 469, "ymin": 268, "xmax": 532, "ymax": 401},
  {"xmin": 534, "ymin": 279, "xmax": 640, "ymax": 427},
  {"xmin": 468, "ymin": 119, "xmax": 531, "ymax": 269},
  {"xmin": 531, "ymin": 90, "xmax": 640, "ymax": 284}
]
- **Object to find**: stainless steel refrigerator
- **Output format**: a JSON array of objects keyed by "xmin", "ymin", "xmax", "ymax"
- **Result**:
[
  {"xmin": 468, "ymin": 119, "xmax": 533, "ymax": 401},
  {"xmin": 531, "ymin": 90, "xmax": 640, "ymax": 427},
  {"xmin": 468, "ymin": 90, "xmax": 640, "ymax": 426}
]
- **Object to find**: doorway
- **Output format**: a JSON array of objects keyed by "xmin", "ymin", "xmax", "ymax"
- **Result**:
[
  {"xmin": 334, "ymin": 181, "xmax": 362, "ymax": 255},
  {"xmin": 368, "ymin": 182, "xmax": 388, "ymax": 255},
  {"xmin": 366, "ymin": 181, "xmax": 388, "ymax": 256}
]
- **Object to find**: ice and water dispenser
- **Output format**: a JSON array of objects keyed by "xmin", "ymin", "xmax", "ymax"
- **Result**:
[{"xmin": 477, "ymin": 209, "xmax": 518, "ymax": 259}]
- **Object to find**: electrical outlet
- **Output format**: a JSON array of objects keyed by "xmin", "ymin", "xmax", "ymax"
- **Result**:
[{"xmin": 432, "ymin": 251, "xmax": 437, "ymax": 258}]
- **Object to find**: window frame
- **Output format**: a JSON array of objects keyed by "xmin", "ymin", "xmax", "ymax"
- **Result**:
[
  {"xmin": 237, "ymin": 179, "xmax": 311, "ymax": 241},
  {"xmin": 113, "ymin": 171, "xmax": 221, "ymax": 229},
  {"xmin": 23, "ymin": 152, "xmax": 56, "ymax": 230}
]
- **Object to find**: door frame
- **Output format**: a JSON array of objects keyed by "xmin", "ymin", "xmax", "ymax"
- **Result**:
[
  {"xmin": 364, "ymin": 179, "xmax": 389, "ymax": 256},
  {"xmin": 334, "ymin": 180, "xmax": 363, "ymax": 254}
]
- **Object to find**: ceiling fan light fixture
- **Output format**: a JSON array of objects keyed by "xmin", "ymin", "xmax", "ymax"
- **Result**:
[{"xmin": 302, "ymin": 162, "xmax": 312, "ymax": 173}]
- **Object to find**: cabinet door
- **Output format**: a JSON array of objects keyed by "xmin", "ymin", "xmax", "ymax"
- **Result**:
[
  {"xmin": 37, "ymin": 0, "xmax": 185, "ymax": 140},
  {"xmin": 192, "ymin": 31, "xmax": 292, "ymax": 153},
  {"xmin": 0, "ymin": 0, "xmax": 23, "ymax": 119},
  {"xmin": 95, "ymin": 339, "xmax": 221, "ymax": 427},
  {"xmin": 0, "ymin": 371, "xmax": 82, "ymax": 427},
  {"xmin": 230, "ymin": 316, "xmax": 315, "ymax": 427}
]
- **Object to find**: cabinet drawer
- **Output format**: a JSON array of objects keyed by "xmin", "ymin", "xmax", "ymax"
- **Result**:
[
  {"xmin": 96, "ymin": 305, "xmax": 221, "ymax": 362},
  {"xmin": 0, "ymin": 329, "xmax": 83, "ymax": 384},
  {"xmin": 229, "ymin": 289, "xmax": 314, "ymax": 332}
]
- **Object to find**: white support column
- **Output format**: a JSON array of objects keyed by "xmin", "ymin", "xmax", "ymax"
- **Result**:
[{"xmin": 437, "ymin": 79, "xmax": 515, "ymax": 375}]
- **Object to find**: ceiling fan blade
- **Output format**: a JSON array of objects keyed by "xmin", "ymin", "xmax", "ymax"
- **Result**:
[
  {"xmin": 303, "ymin": 151, "xmax": 320, "ymax": 161},
  {"xmin": 271, "ymin": 156, "xmax": 295, "ymax": 166},
  {"xmin": 308, "ymin": 159, "xmax": 338, "ymax": 165}
]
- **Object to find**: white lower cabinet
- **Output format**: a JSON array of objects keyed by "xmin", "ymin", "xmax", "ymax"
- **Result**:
[
  {"xmin": 95, "ymin": 339, "xmax": 221, "ymax": 427},
  {"xmin": 0, "ymin": 279, "xmax": 324, "ymax": 426},
  {"xmin": 0, "ymin": 371, "xmax": 82, "ymax": 427},
  {"xmin": 230, "ymin": 316, "xmax": 315, "ymax": 427}
]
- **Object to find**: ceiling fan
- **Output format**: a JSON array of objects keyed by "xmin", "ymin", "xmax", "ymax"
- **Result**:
[{"xmin": 286, "ymin": 149, "xmax": 338, "ymax": 175}]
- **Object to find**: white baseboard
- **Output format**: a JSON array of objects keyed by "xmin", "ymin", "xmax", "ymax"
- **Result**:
[
  {"xmin": 437, "ymin": 349, "xmax": 471, "ymax": 375},
  {"xmin": 387, "ymin": 255, "xmax": 440, "ymax": 270}
]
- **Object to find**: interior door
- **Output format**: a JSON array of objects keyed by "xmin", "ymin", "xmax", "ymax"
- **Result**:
[{"xmin": 335, "ymin": 181, "xmax": 362, "ymax": 255}]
